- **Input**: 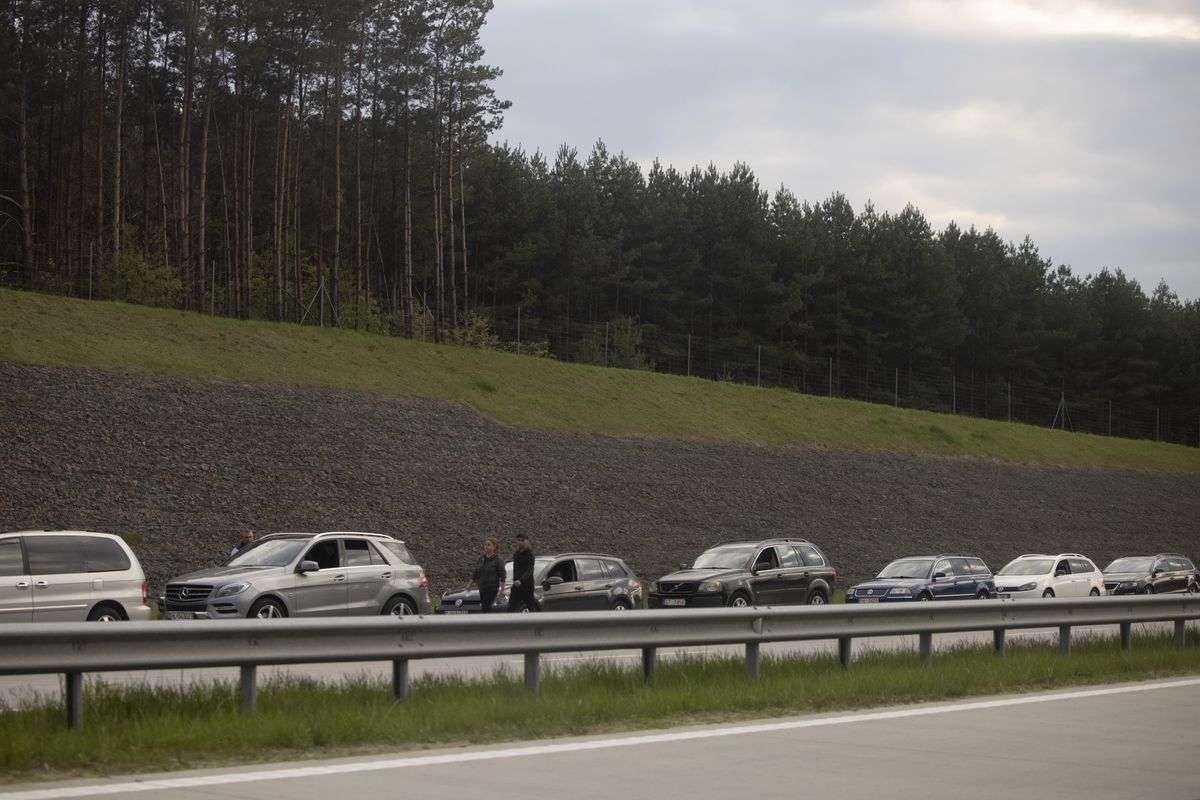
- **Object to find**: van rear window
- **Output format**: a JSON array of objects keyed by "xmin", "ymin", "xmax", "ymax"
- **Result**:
[{"xmin": 83, "ymin": 537, "xmax": 132, "ymax": 572}]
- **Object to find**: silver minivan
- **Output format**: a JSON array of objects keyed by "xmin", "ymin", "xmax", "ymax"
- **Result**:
[
  {"xmin": 0, "ymin": 530, "xmax": 152, "ymax": 622},
  {"xmin": 160, "ymin": 531, "xmax": 431, "ymax": 619}
]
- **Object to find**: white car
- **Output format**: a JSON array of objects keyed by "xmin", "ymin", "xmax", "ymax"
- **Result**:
[{"xmin": 994, "ymin": 553, "xmax": 1104, "ymax": 599}]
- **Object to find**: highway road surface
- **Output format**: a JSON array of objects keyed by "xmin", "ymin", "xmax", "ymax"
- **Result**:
[{"xmin": 1, "ymin": 677, "xmax": 1198, "ymax": 800}]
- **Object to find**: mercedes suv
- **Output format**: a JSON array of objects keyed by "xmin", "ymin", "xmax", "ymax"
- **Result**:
[
  {"xmin": 648, "ymin": 538, "xmax": 836, "ymax": 608},
  {"xmin": 160, "ymin": 531, "xmax": 431, "ymax": 618}
]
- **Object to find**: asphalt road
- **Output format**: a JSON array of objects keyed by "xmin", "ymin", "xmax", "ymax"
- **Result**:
[{"xmin": 2, "ymin": 677, "xmax": 1198, "ymax": 800}]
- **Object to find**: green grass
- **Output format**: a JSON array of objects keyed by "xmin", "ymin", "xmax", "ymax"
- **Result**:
[
  {"xmin": 3, "ymin": 288, "xmax": 1199, "ymax": 472},
  {"xmin": 2, "ymin": 631, "xmax": 1199, "ymax": 781}
]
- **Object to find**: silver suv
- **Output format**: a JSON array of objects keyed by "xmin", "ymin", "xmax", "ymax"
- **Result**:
[
  {"xmin": 161, "ymin": 531, "xmax": 431, "ymax": 619},
  {"xmin": 0, "ymin": 530, "xmax": 151, "ymax": 622}
]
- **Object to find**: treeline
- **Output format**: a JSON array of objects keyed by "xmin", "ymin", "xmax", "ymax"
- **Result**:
[
  {"xmin": 2, "ymin": 2, "xmax": 1198, "ymax": 444},
  {"xmin": 0, "ymin": 0, "xmax": 505, "ymax": 336}
]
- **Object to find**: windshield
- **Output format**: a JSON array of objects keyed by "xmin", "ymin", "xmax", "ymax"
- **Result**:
[
  {"xmin": 877, "ymin": 558, "xmax": 934, "ymax": 579},
  {"xmin": 693, "ymin": 545, "xmax": 755, "ymax": 570},
  {"xmin": 226, "ymin": 538, "xmax": 309, "ymax": 568},
  {"xmin": 1105, "ymin": 557, "xmax": 1153, "ymax": 573},
  {"xmin": 997, "ymin": 558, "xmax": 1054, "ymax": 576}
]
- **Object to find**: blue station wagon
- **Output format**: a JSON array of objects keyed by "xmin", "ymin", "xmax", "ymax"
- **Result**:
[{"xmin": 845, "ymin": 555, "xmax": 994, "ymax": 603}]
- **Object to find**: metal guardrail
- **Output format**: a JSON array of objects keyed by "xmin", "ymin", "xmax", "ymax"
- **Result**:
[{"xmin": 1, "ymin": 595, "xmax": 1197, "ymax": 728}]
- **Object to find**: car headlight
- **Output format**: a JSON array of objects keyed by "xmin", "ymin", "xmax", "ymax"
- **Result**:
[
  {"xmin": 1119, "ymin": 581, "xmax": 1135, "ymax": 589},
  {"xmin": 699, "ymin": 580, "xmax": 724, "ymax": 593},
  {"xmin": 888, "ymin": 587, "xmax": 911, "ymax": 596},
  {"xmin": 214, "ymin": 582, "xmax": 250, "ymax": 598},
  {"xmin": 845, "ymin": 587, "xmax": 856, "ymax": 597},
  {"xmin": 1017, "ymin": 582, "xmax": 1038, "ymax": 592}
]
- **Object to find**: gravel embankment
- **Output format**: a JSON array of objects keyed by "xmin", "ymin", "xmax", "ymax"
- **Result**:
[{"xmin": 2, "ymin": 362, "xmax": 1198, "ymax": 598}]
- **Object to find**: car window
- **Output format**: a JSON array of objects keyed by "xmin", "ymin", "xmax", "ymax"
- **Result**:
[
  {"xmin": 26, "ymin": 536, "xmax": 86, "ymax": 574},
  {"xmin": 0, "ymin": 539, "xmax": 25, "ymax": 577},
  {"xmin": 1180, "ymin": 558, "xmax": 1196, "ymax": 572},
  {"xmin": 378, "ymin": 541, "xmax": 415, "ymax": 564},
  {"xmin": 1152, "ymin": 558, "xmax": 1171, "ymax": 573},
  {"xmin": 1069, "ymin": 558, "xmax": 1093, "ymax": 573},
  {"xmin": 796, "ymin": 545, "xmax": 825, "ymax": 567},
  {"xmin": 1166, "ymin": 558, "xmax": 1186, "ymax": 572},
  {"xmin": 933, "ymin": 559, "xmax": 956, "ymax": 578},
  {"xmin": 778, "ymin": 546, "xmax": 801, "ymax": 569},
  {"xmin": 577, "ymin": 559, "xmax": 605, "ymax": 581},
  {"xmin": 304, "ymin": 540, "xmax": 342, "ymax": 570},
  {"xmin": 1055, "ymin": 559, "xmax": 1071, "ymax": 576},
  {"xmin": 754, "ymin": 547, "xmax": 779, "ymax": 571},
  {"xmin": 343, "ymin": 539, "xmax": 383, "ymax": 567},
  {"xmin": 602, "ymin": 560, "xmax": 628, "ymax": 578},
  {"xmin": 950, "ymin": 558, "xmax": 973, "ymax": 576},
  {"xmin": 967, "ymin": 557, "xmax": 989, "ymax": 573},
  {"xmin": 547, "ymin": 560, "xmax": 577, "ymax": 582},
  {"xmin": 82, "ymin": 537, "xmax": 132, "ymax": 572}
]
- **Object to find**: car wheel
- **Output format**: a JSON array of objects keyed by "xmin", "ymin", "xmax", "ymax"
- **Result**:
[
  {"xmin": 806, "ymin": 591, "xmax": 827, "ymax": 605},
  {"xmin": 1142, "ymin": 585, "xmax": 1154, "ymax": 595},
  {"xmin": 1089, "ymin": 588, "xmax": 1100, "ymax": 597},
  {"xmin": 976, "ymin": 589, "xmax": 990, "ymax": 599},
  {"xmin": 727, "ymin": 592, "xmax": 751, "ymax": 608},
  {"xmin": 919, "ymin": 593, "xmax": 933, "ymax": 602},
  {"xmin": 610, "ymin": 598, "xmax": 632, "ymax": 611},
  {"xmin": 1188, "ymin": 583, "xmax": 1199, "ymax": 594},
  {"xmin": 87, "ymin": 603, "xmax": 124, "ymax": 622},
  {"xmin": 248, "ymin": 598, "xmax": 287, "ymax": 619},
  {"xmin": 1042, "ymin": 589, "xmax": 1055, "ymax": 598},
  {"xmin": 383, "ymin": 597, "xmax": 417, "ymax": 617}
]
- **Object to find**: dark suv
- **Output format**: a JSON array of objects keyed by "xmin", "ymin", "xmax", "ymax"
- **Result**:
[
  {"xmin": 648, "ymin": 538, "xmax": 836, "ymax": 608},
  {"xmin": 1103, "ymin": 553, "xmax": 1200, "ymax": 595},
  {"xmin": 436, "ymin": 552, "xmax": 643, "ymax": 613}
]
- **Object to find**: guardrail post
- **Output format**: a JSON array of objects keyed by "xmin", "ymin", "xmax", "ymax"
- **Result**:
[
  {"xmin": 524, "ymin": 653, "xmax": 540, "ymax": 694},
  {"xmin": 642, "ymin": 647, "xmax": 656, "ymax": 682},
  {"xmin": 745, "ymin": 642, "xmax": 760, "ymax": 680},
  {"xmin": 918, "ymin": 632, "xmax": 933, "ymax": 665},
  {"xmin": 993, "ymin": 629, "xmax": 1006, "ymax": 656},
  {"xmin": 1175, "ymin": 619, "xmax": 1186, "ymax": 649},
  {"xmin": 239, "ymin": 665, "xmax": 257, "ymax": 712},
  {"xmin": 1120, "ymin": 622, "xmax": 1132, "ymax": 650},
  {"xmin": 1059, "ymin": 625, "xmax": 1071, "ymax": 656},
  {"xmin": 838, "ymin": 636, "xmax": 853, "ymax": 668},
  {"xmin": 392, "ymin": 659, "xmax": 409, "ymax": 701},
  {"xmin": 65, "ymin": 672, "xmax": 83, "ymax": 729}
]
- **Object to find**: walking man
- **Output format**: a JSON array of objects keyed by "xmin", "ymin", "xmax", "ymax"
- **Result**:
[
  {"xmin": 469, "ymin": 537, "xmax": 506, "ymax": 613},
  {"xmin": 508, "ymin": 533, "xmax": 541, "ymax": 612}
]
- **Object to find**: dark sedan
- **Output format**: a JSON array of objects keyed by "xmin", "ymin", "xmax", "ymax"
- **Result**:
[
  {"xmin": 845, "ymin": 555, "xmax": 994, "ymax": 603},
  {"xmin": 436, "ymin": 552, "xmax": 643, "ymax": 613},
  {"xmin": 1103, "ymin": 554, "xmax": 1200, "ymax": 595}
]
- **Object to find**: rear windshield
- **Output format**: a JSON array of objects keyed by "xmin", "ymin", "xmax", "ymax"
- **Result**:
[
  {"xmin": 227, "ymin": 538, "xmax": 308, "ymax": 567},
  {"xmin": 693, "ymin": 545, "xmax": 755, "ymax": 570},
  {"xmin": 378, "ymin": 541, "xmax": 415, "ymax": 564},
  {"xmin": 997, "ymin": 558, "xmax": 1053, "ymax": 576},
  {"xmin": 877, "ymin": 558, "xmax": 933, "ymax": 579}
]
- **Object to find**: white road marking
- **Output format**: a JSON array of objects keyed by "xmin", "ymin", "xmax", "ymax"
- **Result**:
[{"xmin": 4, "ymin": 677, "xmax": 1199, "ymax": 800}]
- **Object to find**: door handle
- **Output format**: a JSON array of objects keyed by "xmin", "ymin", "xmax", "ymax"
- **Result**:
[
  {"xmin": 15, "ymin": 582, "xmax": 30, "ymax": 590},
  {"xmin": 34, "ymin": 580, "xmax": 49, "ymax": 589},
  {"xmin": 573, "ymin": 586, "xmax": 583, "ymax": 592},
  {"xmin": 380, "ymin": 572, "xmax": 393, "ymax": 580},
  {"xmin": 333, "ymin": 574, "xmax": 347, "ymax": 582}
]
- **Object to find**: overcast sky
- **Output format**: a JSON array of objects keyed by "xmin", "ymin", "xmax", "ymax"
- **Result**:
[{"xmin": 479, "ymin": 0, "xmax": 1200, "ymax": 302}]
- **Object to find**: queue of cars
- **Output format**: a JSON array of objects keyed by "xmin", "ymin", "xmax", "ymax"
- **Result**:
[{"xmin": 2, "ymin": 529, "xmax": 1198, "ymax": 622}]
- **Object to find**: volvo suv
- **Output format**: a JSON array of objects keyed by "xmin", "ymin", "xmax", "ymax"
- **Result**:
[
  {"xmin": 0, "ymin": 530, "xmax": 151, "ymax": 622},
  {"xmin": 648, "ymin": 538, "xmax": 836, "ymax": 608},
  {"xmin": 160, "ymin": 531, "xmax": 431, "ymax": 618}
]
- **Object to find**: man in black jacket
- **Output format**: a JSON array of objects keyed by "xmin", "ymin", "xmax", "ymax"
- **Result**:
[
  {"xmin": 469, "ymin": 537, "xmax": 506, "ymax": 613},
  {"xmin": 508, "ymin": 533, "xmax": 541, "ymax": 612}
]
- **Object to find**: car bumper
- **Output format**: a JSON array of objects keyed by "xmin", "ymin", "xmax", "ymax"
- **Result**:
[
  {"xmin": 648, "ymin": 593, "xmax": 724, "ymax": 609},
  {"xmin": 845, "ymin": 594, "xmax": 916, "ymax": 603}
]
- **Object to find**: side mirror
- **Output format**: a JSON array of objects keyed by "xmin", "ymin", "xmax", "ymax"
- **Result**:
[
  {"xmin": 933, "ymin": 572, "xmax": 947, "ymax": 580},
  {"xmin": 1152, "ymin": 569, "xmax": 1163, "ymax": 577},
  {"xmin": 1055, "ymin": 568, "xmax": 1068, "ymax": 577},
  {"xmin": 298, "ymin": 560, "xmax": 319, "ymax": 574},
  {"xmin": 543, "ymin": 576, "xmax": 564, "ymax": 587},
  {"xmin": 679, "ymin": 563, "xmax": 689, "ymax": 570}
]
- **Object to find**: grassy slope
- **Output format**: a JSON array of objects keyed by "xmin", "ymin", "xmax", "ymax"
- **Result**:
[{"xmin": 3, "ymin": 288, "xmax": 1199, "ymax": 472}]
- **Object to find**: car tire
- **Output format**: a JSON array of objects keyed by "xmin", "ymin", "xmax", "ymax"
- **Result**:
[
  {"xmin": 610, "ymin": 598, "xmax": 632, "ymax": 611},
  {"xmin": 727, "ymin": 592, "xmax": 751, "ymax": 608},
  {"xmin": 976, "ymin": 589, "xmax": 990, "ymax": 599},
  {"xmin": 382, "ymin": 596, "xmax": 417, "ymax": 617},
  {"xmin": 248, "ymin": 598, "xmax": 287, "ymax": 619},
  {"xmin": 806, "ymin": 591, "xmax": 827, "ymax": 605},
  {"xmin": 1042, "ymin": 589, "xmax": 1055, "ymax": 598},
  {"xmin": 87, "ymin": 603, "xmax": 124, "ymax": 622},
  {"xmin": 1188, "ymin": 583, "xmax": 1199, "ymax": 594},
  {"xmin": 918, "ymin": 592, "xmax": 933, "ymax": 602},
  {"xmin": 1142, "ymin": 586, "xmax": 1154, "ymax": 595},
  {"xmin": 1089, "ymin": 588, "xmax": 1100, "ymax": 597}
]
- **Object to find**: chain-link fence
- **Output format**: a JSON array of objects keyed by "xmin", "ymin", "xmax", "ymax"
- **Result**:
[{"xmin": 474, "ymin": 305, "xmax": 1200, "ymax": 449}]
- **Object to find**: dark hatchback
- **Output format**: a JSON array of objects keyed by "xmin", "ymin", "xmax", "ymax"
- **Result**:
[
  {"xmin": 436, "ymin": 552, "xmax": 643, "ymax": 613},
  {"xmin": 648, "ymin": 538, "xmax": 836, "ymax": 609},
  {"xmin": 845, "ymin": 555, "xmax": 994, "ymax": 603},
  {"xmin": 1103, "ymin": 554, "xmax": 1200, "ymax": 595}
]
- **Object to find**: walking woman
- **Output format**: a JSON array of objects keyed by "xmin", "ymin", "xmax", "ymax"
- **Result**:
[{"xmin": 469, "ymin": 537, "xmax": 507, "ymax": 613}]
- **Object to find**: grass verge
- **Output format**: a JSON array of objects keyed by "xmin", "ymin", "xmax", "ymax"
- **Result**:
[
  {"xmin": 2, "ymin": 630, "xmax": 1199, "ymax": 782},
  {"xmin": 2, "ymin": 290, "xmax": 1198, "ymax": 471}
]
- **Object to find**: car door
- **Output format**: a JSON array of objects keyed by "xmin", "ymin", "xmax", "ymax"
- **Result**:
[
  {"xmin": 748, "ymin": 547, "xmax": 783, "ymax": 605},
  {"xmin": 776, "ymin": 545, "xmax": 809, "ymax": 605},
  {"xmin": 25, "ymin": 534, "xmax": 93, "ymax": 622},
  {"xmin": 1050, "ymin": 558, "xmax": 1073, "ymax": 596},
  {"xmin": 574, "ymin": 558, "xmax": 610, "ymax": 610},
  {"xmin": 0, "ymin": 538, "xmax": 32, "ymax": 623},
  {"xmin": 929, "ymin": 558, "xmax": 960, "ymax": 599},
  {"xmin": 292, "ymin": 539, "xmax": 348, "ymax": 616},
  {"xmin": 342, "ymin": 538, "xmax": 393, "ymax": 615},
  {"xmin": 948, "ymin": 558, "xmax": 978, "ymax": 599},
  {"xmin": 1162, "ymin": 558, "xmax": 1187, "ymax": 593},
  {"xmin": 1069, "ymin": 558, "xmax": 1097, "ymax": 595},
  {"xmin": 540, "ymin": 559, "xmax": 585, "ymax": 611}
]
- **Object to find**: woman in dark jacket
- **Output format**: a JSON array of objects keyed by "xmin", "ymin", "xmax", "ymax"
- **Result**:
[{"xmin": 469, "ymin": 537, "xmax": 506, "ymax": 613}]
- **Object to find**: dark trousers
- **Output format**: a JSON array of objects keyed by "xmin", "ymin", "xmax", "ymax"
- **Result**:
[
  {"xmin": 479, "ymin": 586, "xmax": 499, "ymax": 613},
  {"xmin": 508, "ymin": 583, "xmax": 540, "ymax": 612}
]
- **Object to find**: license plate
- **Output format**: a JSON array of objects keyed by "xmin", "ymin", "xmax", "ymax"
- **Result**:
[
  {"xmin": 857, "ymin": 597, "xmax": 879, "ymax": 603},
  {"xmin": 662, "ymin": 598, "xmax": 686, "ymax": 607},
  {"xmin": 163, "ymin": 611, "xmax": 196, "ymax": 620},
  {"xmin": 997, "ymin": 593, "xmax": 1011, "ymax": 599},
  {"xmin": 442, "ymin": 609, "xmax": 469, "ymax": 615}
]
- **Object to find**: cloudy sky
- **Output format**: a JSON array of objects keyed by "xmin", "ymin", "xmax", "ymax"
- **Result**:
[{"xmin": 479, "ymin": 0, "xmax": 1200, "ymax": 301}]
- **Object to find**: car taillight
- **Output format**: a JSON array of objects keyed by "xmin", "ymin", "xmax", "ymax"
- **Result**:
[
  {"xmin": 141, "ymin": 580, "xmax": 148, "ymax": 605},
  {"xmin": 419, "ymin": 573, "xmax": 428, "ymax": 588}
]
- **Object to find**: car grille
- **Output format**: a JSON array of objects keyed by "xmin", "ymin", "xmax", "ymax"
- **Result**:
[
  {"xmin": 165, "ymin": 584, "xmax": 213, "ymax": 604},
  {"xmin": 1104, "ymin": 582, "xmax": 1119, "ymax": 591},
  {"xmin": 657, "ymin": 582, "xmax": 696, "ymax": 594}
]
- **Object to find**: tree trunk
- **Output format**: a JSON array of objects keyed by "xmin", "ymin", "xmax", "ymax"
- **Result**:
[
  {"xmin": 178, "ymin": 0, "xmax": 197, "ymax": 308},
  {"xmin": 94, "ymin": 4, "xmax": 107, "ymax": 293},
  {"xmin": 112, "ymin": 4, "xmax": 129, "ymax": 261},
  {"xmin": 197, "ymin": 67, "xmax": 215, "ymax": 314},
  {"xmin": 17, "ymin": 0, "xmax": 36, "ymax": 289},
  {"xmin": 331, "ymin": 43, "xmax": 343, "ymax": 325}
]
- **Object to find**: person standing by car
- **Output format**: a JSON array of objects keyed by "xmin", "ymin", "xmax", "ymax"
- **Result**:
[
  {"xmin": 469, "ymin": 537, "xmax": 506, "ymax": 613},
  {"xmin": 229, "ymin": 528, "xmax": 254, "ymax": 558},
  {"xmin": 508, "ymin": 533, "xmax": 541, "ymax": 612}
]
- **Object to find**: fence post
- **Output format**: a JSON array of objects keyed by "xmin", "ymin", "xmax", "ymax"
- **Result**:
[
  {"xmin": 65, "ymin": 672, "xmax": 83, "ymax": 729},
  {"xmin": 1059, "ymin": 625, "xmax": 1071, "ymax": 656},
  {"xmin": 838, "ymin": 636, "xmax": 852, "ymax": 668},
  {"xmin": 393, "ymin": 659, "xmax": 410, "ymax": 701},
  {"xmin": 919, "ymin": 632, "xmax": 933, "ymax": 665},
  {"xmin": 745, "ymin": 642, "xmax": 760, "ymax": 679},
  {"xmin": 993, "ymin": 629, "xmax": 1006, "ymax": 656},
  {"xmin": 239, "ymin": 665, "xmax": 257, "ymax": 712},
  {"xmin": 1175, "ymin": 619, "xmax": 1186, "ymax": 649},
  {"xmin": 642, "ymin": 647, "xmax": 657, "ymax": 682},
  {"xmin": 524, "ymin": 652, "xmax": 540, "ymax": 694},
  {"xmin": 1120, "ymin": 622, "xmax": 1132, "ymax": 650}
]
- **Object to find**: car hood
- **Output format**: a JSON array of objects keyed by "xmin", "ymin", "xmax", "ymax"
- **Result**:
[
  {"xmin": 657, "ymin": 568, "xmax": 744, "ymax": 584},
  {"xmin": 852, "ymin": 578, "xmax": 926, "ymax": 591},
  {"xmin": 440, "ymin": 586, "xmax": 480, "ymax": 602},
  {"xmin": 170, "ymin": 565, "xmax": 285, "ymax": 583},
  {"xmin": 1103, "ymin": 572, "xmax": 1147, "ymax": 581}
]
